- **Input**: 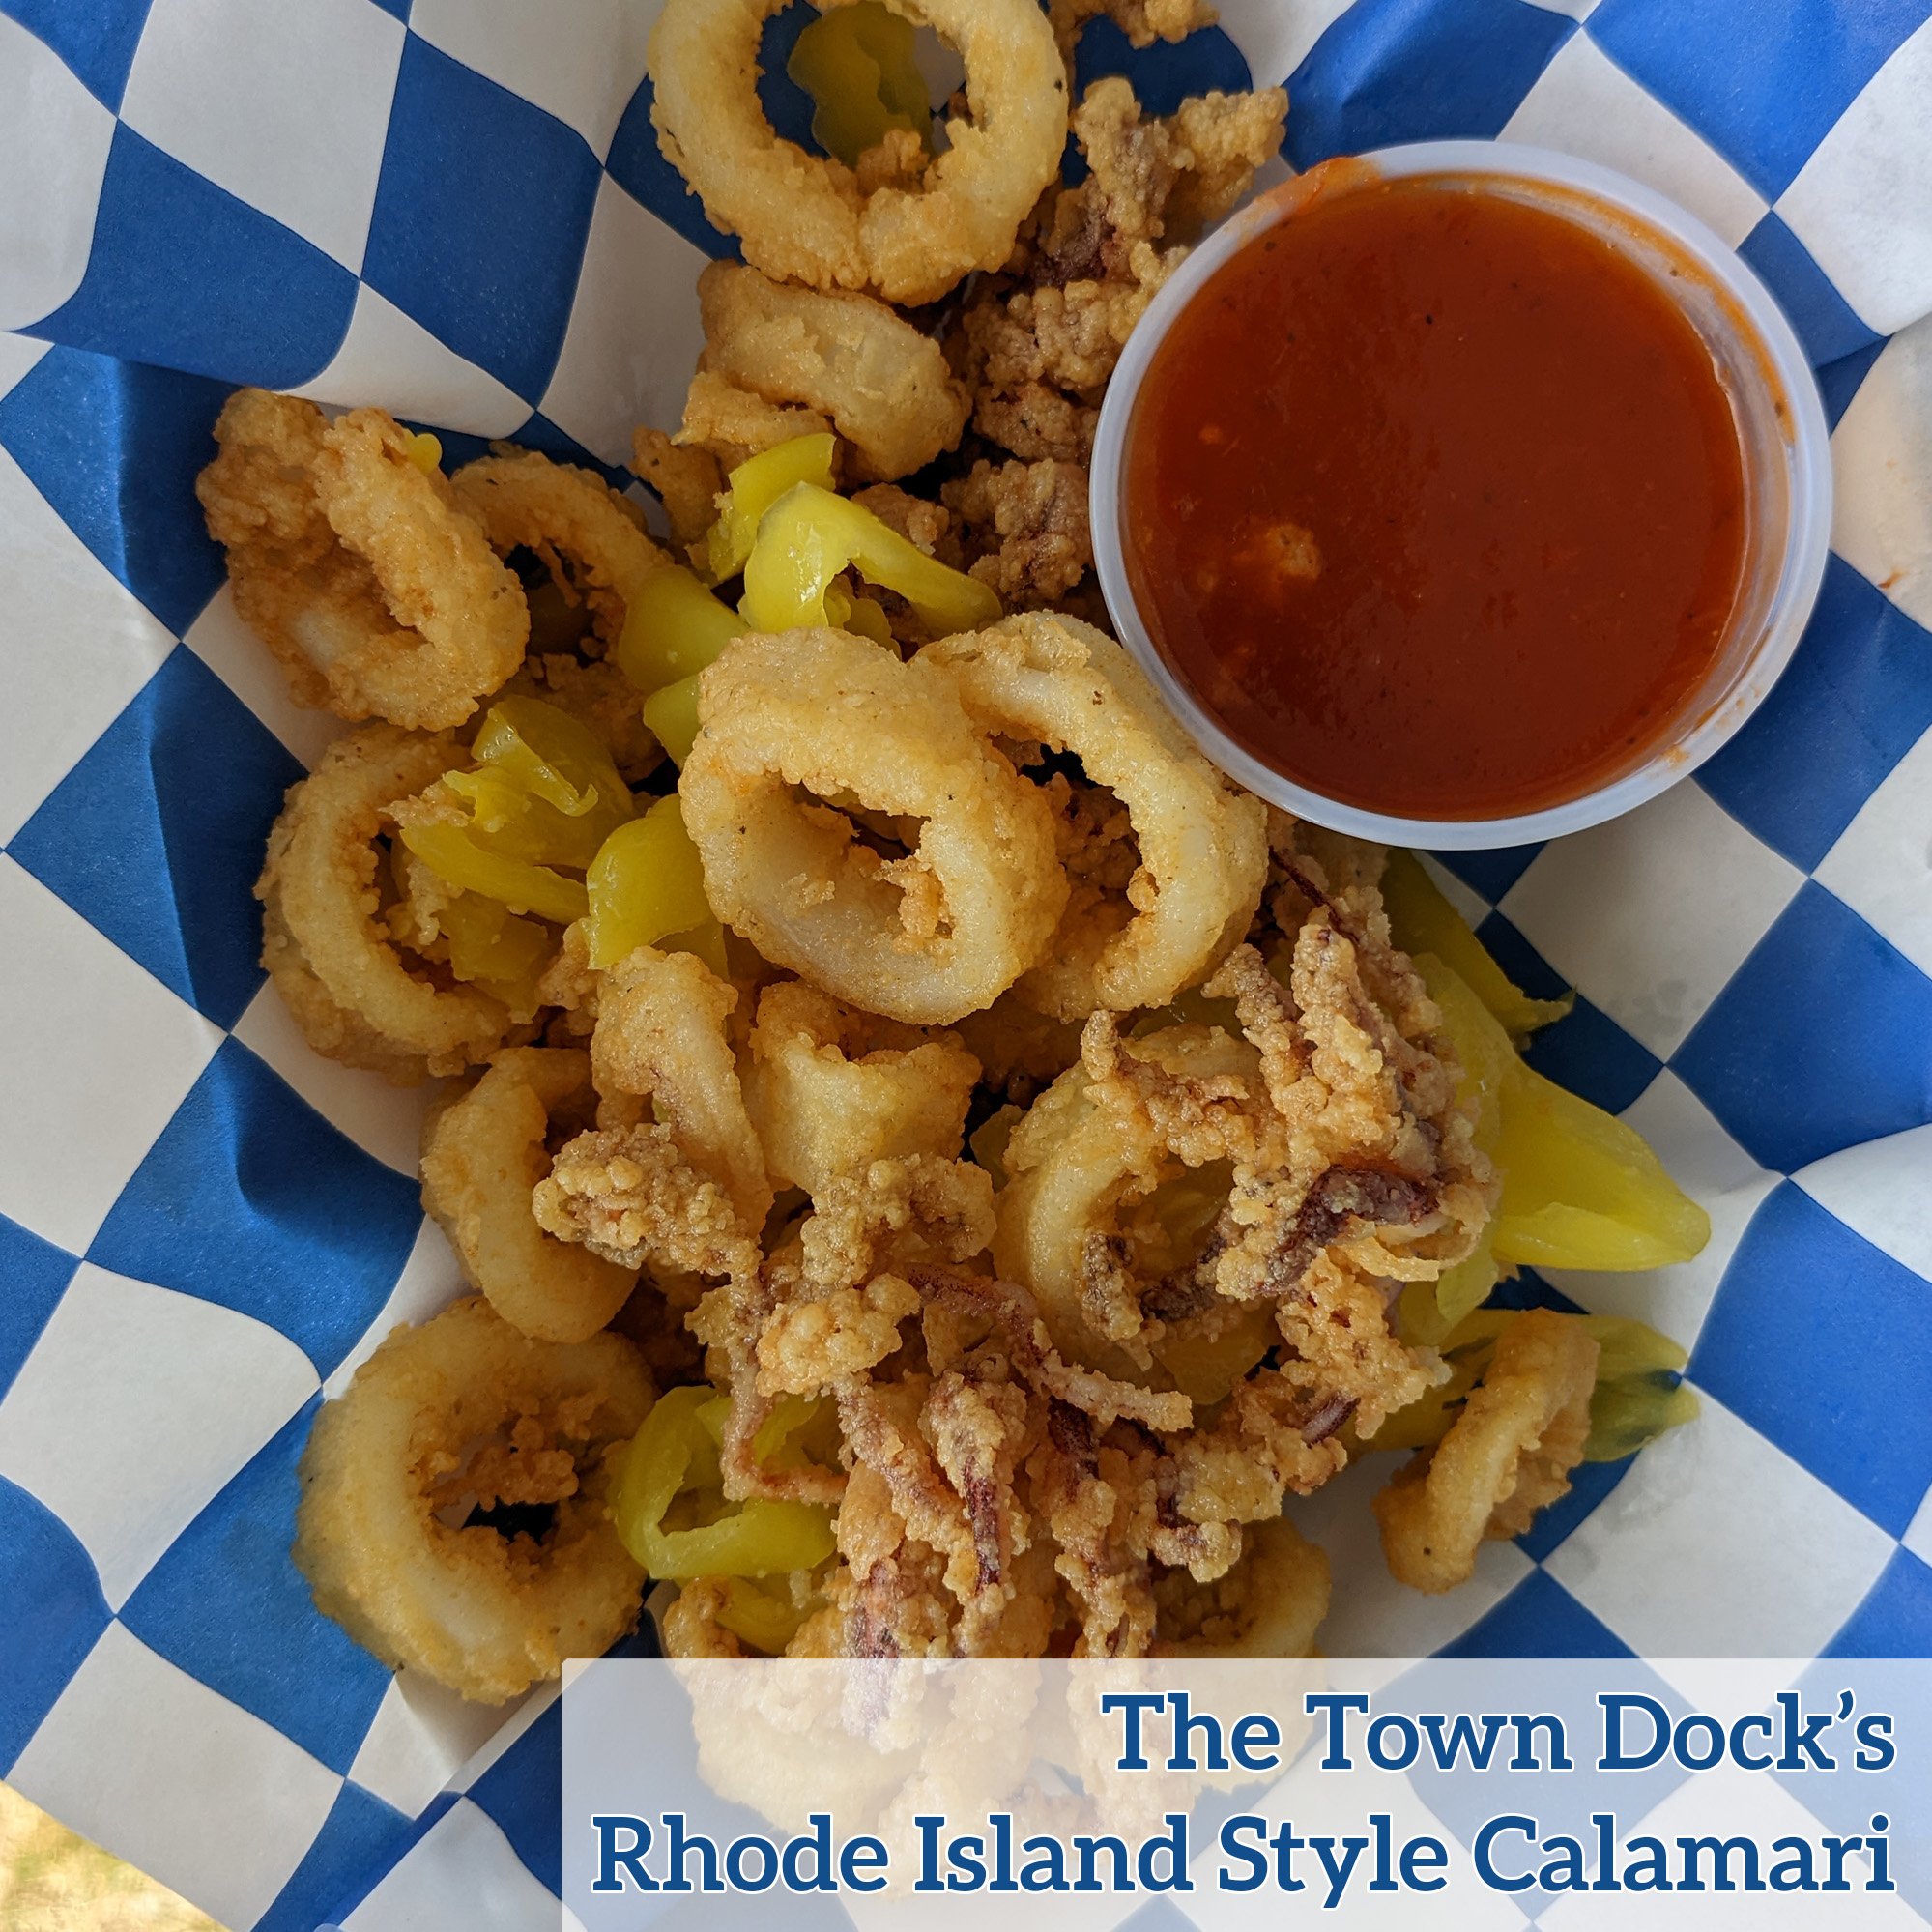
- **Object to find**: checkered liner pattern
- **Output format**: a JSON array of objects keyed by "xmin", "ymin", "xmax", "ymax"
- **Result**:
[{"xmin": 0, "ymin": 0, "xmax": 1926, "ymax": 1924}]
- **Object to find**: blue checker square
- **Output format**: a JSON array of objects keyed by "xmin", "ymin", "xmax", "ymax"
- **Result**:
[
  {"xmin": 469, "ymin": 1697, "xmax": 564, "ymax": 1892},
  {"xmin": 1, "ymin": 0, "xmax": 154, "ymax": 110},
  {"xmin": 1737, "ymin": 214, "xmax": 1886, "ymax": 379},
  {"xmin": 1438, "ymin": 1569, "xmax": 1633, "ymax": 1659},
  {"xmin": 87, "ymin": 1038, "xmax": 423, "ymax": 1379},
  {"xmin": 1692, "ymin": 1182, "xmax": 1932, "ymax": 1536},
  {"xmin": 0, "ymin": 1475, "xmax": 112, "ymax": 1773},
  {"xmin": 606, "ymin": 78, "xmax": 740, "ymax": 263},
  {"xmin": 363, "ymin": 35, "xmax": 604, "ymax": 401},
  {"xmin": 0, "ymin": 1215, "xmax": 79, "ymax": 1406},
  {"xmin": 1830, "ymin": 1549, "xmax": 1932, "ymax": 1659},
  {"xmin": 120, "ymin": 1402, "xmax": 392, "ymax": 1774},
  {"xmin": 1588, "ymin": 0, "xmax": 1932, "ymax": 199},
  {"xmin": 1285, "ymin": 0, "xmax": 1573, "ymax": 169},
  {"xmin": 10, "ymin": 648, "xmax": 300, "ymax": 1030},
  {"xmin": 34, "ymin": 125, "xmax": 357, "ymax": 389},
  {"xmin": 1072, "ymin": 14, "xmax": 1254, "ymax": 116},
  {"xmin": 1674, "ymin": 884, "xmax": 1932, "ymax": 1173},
  {"xmin": 1697, "ymin": 557, "xmax": 1932, "ymax": 872},
  {"xmin": 1431, "ymin": 840, "xmax": 1544, "ymax": 907},
  {"xmin": 0, "ymin": 348, "xmax": 230, "ymax": 636},
  {"xmin": 255, "ymin": 1782, "xmax": 415, "ymax": 1932},
  {"xmin": 1521, "ymin": 995, "xmax": 1663, "ymax": 1118}
]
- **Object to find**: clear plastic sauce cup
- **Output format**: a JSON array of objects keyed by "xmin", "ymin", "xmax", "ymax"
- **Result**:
[{"xmin": 1089, "ymin": 140, "xmax": 1834, "ymax": 851}]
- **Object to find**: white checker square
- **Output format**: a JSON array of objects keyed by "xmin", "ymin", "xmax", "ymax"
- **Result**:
[
  {"xmin": 293, "ymin": 283, "xmax": 530, "ymax": 438},
  {"xmin": 323, "ymin": 1218, "xmax": 462, "ymax": 1399},
  {"xmin": 409, "ymin": 0, "xmax": 656, "ymax": 157},
  {"xmin": 119, "ymin": 0, "xmax": 406, "ymax": 273},
  {"xmin": 1904, "ymin": 1486, "xmax": 1932, "ymax": 1571},
  {"xmin": 1540, "ymin": 1071, "xmax": 1777, "ymax": 1352},
  {"xmin": 11, "ymin": 1623, "xmax": 342, "ymax": 1932},
  {"xmin": 0, "ymin": 447, "xmax": 175, "ymax": 845},
  {"xmin": 0, "ymin": 858, "xmax": 220, "ymax": 1254},
  {"xmin": 1815, "ymin": 724, "xmax": 1932, "ymax": 980},
  {"xmin": 233, "ymin": 982, "xmax": 435, "ymax": 1181},
  {"xmin": 1292, "ymin": 1459, "xmax": 1535, "ymax": 1657},
  {"xmin": 349, "ymin": 1672, "xmax": 522, "ymax": 1818},
  {"xmin": 0, "ymin": 1261, "xmax": 317, "ymax": 1608},
  {"xmin": 343, "ymin": 1797, "xmax": 560, "ymax": 1932},
  {"xmin": 1776, "ymin": 15, "xmax": 1932, "ymax": 336},
  {"xmin": 1502, "ymin": 32, "xmax": 1768, "ymax": 245},
  {"xmin": 0, "ymin": 332, "xmax": 49, "ymax": 400},
  {"xmin": 0, "ymin": 14, "xmax": 116, "ymax": 332},
  {"xmin": 1796, "ymin": 1124, "xmax": 1932, "ymax": 1284},
  {"xmin": 1828, "ymin": 315, "xmax": 1932, "ymax": 633},
  {"xmin": 537, "ymin": 176, "xmax": 710, "ymax": 467},
  {"xmin": 1499, "ymin": 782, "xmax": 1803, "ymax": 1057},
  {"xmin": 1214, "ymin": 0, "xmax": 1357, "ymax": 83},
  {"xmin": 1546, "ymin": 1391, "xmax": 1894, "ymax": 1658},
  {"xmin": 183, "ymin": 582, "xmax": 342, "ymax": 769},
  {"xmin": 1542, "ymin": 1758, "xmax": 1921, "ymax": 1929}
]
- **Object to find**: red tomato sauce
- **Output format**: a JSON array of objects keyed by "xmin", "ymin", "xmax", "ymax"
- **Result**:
[{"xmin": 1122, "ymin": 171, "xmax": 1748, "ymax": 820}]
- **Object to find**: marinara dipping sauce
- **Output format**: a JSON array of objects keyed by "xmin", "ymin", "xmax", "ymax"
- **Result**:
[{"xmin": 1120, "ymin": 169, "xmax": 1750, "ymax": 821}]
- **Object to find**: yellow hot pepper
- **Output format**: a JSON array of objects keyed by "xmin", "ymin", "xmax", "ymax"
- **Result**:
[
  {"xmin": 404, "ymin": 430, "xmax": 442, "ymax": 473},
  {"xmin": 615, "ymin": 564, "xmax": 746, "ymax": 694},
  {"xmin": 641, "ymin": 674, "xmax": 703, "ymax": 766},
  {"xmin": 823, "ymin": 579, "xmax": 896, "ymax": 646},
  {"xmin": 467, "ymin": 696, "xmax": 633, "ymax": 867},
  {"xmin": 740, "ymin": 482, "xmax": 1000, "ymax": 634},
  {"xmin": 1422, "ymin": 956, "xmax": 1709, "ymax": 1274},
  {"xmin": 713, "ymin": 1577, "xmax": 811, "ymax": 1655},
  {"xmin": 706, "ymin": 433, "xmax": 839, "ymax": 582},
  {"xmin": 1383, "ymin": 850, "xmax": 1572, "ymax": 1036},
  {"xmin": 611, "ymin": 1386, "xmax": 836, "ymax": 1579},
  {"xmin": 584, "ymin": 797, "xmax": 713, "ymax": 969},
  {"xmin": 435, "ymin": 891, "xmax": 553, "ymax": 1011},
  {"xmin": 396, "ymin": 820, "xmax": 588, "ymax": 926},
  {"xmin": 786, "ymin": 0, "xmax": 933, "ymax": 168}
]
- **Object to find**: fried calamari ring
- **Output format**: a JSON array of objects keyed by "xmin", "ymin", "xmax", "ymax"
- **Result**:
[
  {"xmin": 591, "ymin": 943, "xmax": 774, "ymax": 1233},
  {"xmin": 922, "ymin": 614, "xmax": 1268, "ymax": 1020},
  {"xmin": 695, "ymin": 263, "xmax": 971, "ymax": 481},
  {"xmin": 683, "ymin": 629, "xmax": 1074, "ymax": 1027},
  {"xmin": 648, "ymin": 0, "xmax": 1067, "ymax": 304},
  {"xmin": 257, "ymin": 725, "xmax": 514, "ymax": 1081},
  {"xmin": 742, "ymin": 980, "xmax": 979, "ymax": 1195},
  {"xmin": 294, "ymin": 1298, "xmax": 652, "ymax": 1703},
  {"xmin": 451, "ymin": 451, "xmax": 667, "ymax": 658},
  {"xmin": 420, "ymin": 1048, "xmax": 637, "ymax": 1343},
  {"xmin": 1153, "ymin": 1514, "xmax": 1331, "ymax": 1658},
  {"xmin": 197, "ymin": 391, "xmax": 529, "ymax": 730},
  {"xmin": 681, "ymin": 628, "xmax": 1066, "ymax": 1024},
  {"xmin": 1373, "ymin": 1309, "xmax": 1600, "ymax": 1594},
  {"xmin": 993, "ymin": 1024, "xmax": 1261, "ymax": 1372}
]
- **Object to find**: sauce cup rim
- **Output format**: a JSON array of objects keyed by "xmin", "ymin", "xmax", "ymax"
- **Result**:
[{"xmin": 1088, "ymin": 138, "xmax": 1834, "ymax": 851}]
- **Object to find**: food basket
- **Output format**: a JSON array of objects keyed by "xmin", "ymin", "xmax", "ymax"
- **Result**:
[{"xmin": 0, "ymin": 0, "xmax": 1927, "ymax": 1924}]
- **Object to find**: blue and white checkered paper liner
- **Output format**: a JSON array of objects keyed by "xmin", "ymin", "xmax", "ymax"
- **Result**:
[{"xmin": 0, "ymin": 0, "xmax": 1928, "ymax": 1924}]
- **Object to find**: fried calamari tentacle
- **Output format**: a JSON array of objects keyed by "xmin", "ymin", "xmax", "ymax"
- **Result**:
[
  {"xmin": 257, "ymin": 725, "xmax": 516, "ymax": 1081},
  {"xmin": 649, "ymin": 0, "xmax": 1068, "ymax": 304},
  {"xmin": 758, "ymin": 1271, "xmax": 923, "ymax": 1394},
  {"xmin": 903, "ymin": 1263, "xmax": 1191, "ymax": 1432},
  {"xmin": 198, "ymin": 391, "xmax": 529, "ymax": 730},
  {"xmin": 682, "ymin": 629, "xmax": 1067, "ymax": 1024},
  {"xmin": 591, "ymin": 943, "xmax": 773, "ymax": 1233},
  {"xmin": 694, "ymin": 263, "xmax": 970, "ymax": 481},
  {"xmin": 742, "ymin": 981, "xmax": 980, "ymax": 1196},
  {"xmin": 922, "ymin": 613, "xmax": 1268, "ymax": 1019},
  {"xmin": 939, "ymin": 458, "xmax": 1092, "ymax": 607},
  {"xmin": 294, "ymin": 1298, "xmax": 652, "ymax": 1703},
  {"xmin": 451, "ymin": 450, "xmax": 666, "ymax": 659},
  {"xmin": 799, "ymin": 1154, "xmax": 996, "ymax": 1298},
  {"xmin": 1374, "ymin": 1309, "xmax": 1600, "ymax": 1593},
  {"xmin": 421, "ymin": 1047, "xmax": 637, "ymax": 1342}
]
